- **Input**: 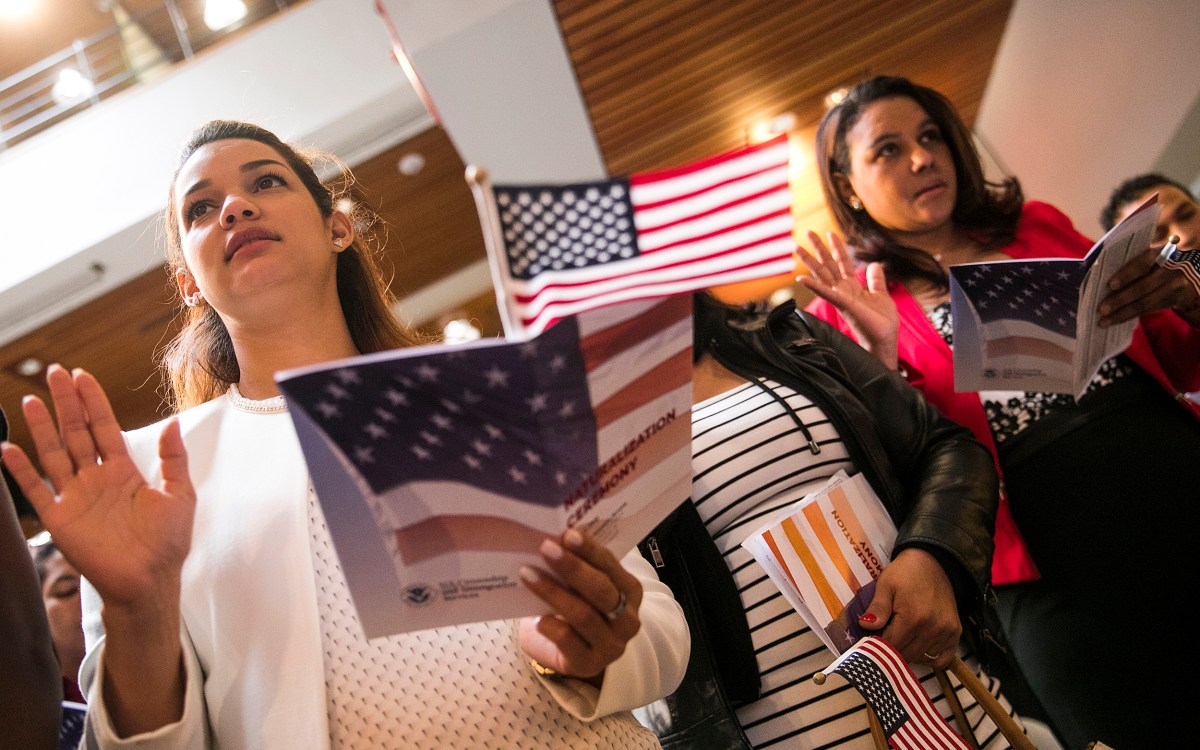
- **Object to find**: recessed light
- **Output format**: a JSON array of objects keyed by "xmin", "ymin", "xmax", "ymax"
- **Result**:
[
  {"xmin": 824, "ymin": 87, "xmax": 849, "ymax": 109},
  {"xmin": 397, "ymin": 153, "xmax": 426, "ymax": 176},
  {"xmin": 16, "ymin": 357, "xmax": 44, "ymax": 377}
]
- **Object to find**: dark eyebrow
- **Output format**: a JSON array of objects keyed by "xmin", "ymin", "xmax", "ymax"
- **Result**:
[
  {"xmin": 867, "ymin": 117, "xmax": 938, "ymax": 151},
  {"xmin": 180, "ymin": 158, "xmax": 289, "ymax": 200}
]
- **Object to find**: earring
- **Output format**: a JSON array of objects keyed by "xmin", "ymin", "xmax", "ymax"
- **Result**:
[
  {"xmin": 333, "ymin": 238, "xmax": 345, "ymax": 248},
  {"xmin": 848, "ymin": 196, "xmax": 863, "ymax": 211},
  {"xmin": 184, "ymin": 292, "xmax": 204, "ymax": 307}
]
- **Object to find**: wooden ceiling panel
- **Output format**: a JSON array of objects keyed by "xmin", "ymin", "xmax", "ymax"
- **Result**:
[{"xmin": 554, "ymin": 0, "xmax": 1012, "ymax": 176}]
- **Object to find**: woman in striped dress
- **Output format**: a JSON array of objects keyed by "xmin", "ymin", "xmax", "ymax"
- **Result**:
[{"xmin": 645, "ymin": 292, "xmax": 1021, "ymax": 749}]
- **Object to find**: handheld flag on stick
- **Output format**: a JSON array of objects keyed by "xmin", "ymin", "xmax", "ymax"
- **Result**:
[
  {"xmin": 1156, "ymin": 234, "xmax": 1200, "ymax": 299},
  {"xmin": 814, "ymin": 636, "xmax": 972, "ymax": 750},
  {"xmin": 468, "ymin": 135, "xmax": 794, "ymax": 338}
]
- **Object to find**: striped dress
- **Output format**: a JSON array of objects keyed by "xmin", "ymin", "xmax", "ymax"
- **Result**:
[{"xmin": 692, "ymin": 379, "xmax": 1021, "ymax": 749}]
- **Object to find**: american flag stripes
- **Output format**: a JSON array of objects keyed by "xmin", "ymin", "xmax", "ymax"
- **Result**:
[
  {"xmin": 1157, "ymin": 243, "xmax": 1200, "ymax": 299},
  {"xmin": 822, "ymin": 636, "xmax": 972, "ymax": 750},
  {"xmin": 473, "ymin": 135, "xmax": 794, "ymax": 338}
]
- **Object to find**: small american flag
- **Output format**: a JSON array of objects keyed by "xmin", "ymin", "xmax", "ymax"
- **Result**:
[
  {"xmin": 822, "ymin": 636, "xmax": 972, "ymax": 750},
  {"xmin": 1158, "ymin": 244, "xmax": 1200, "ymax": 298},
  {"xmin": 474, "ymin": 135, "xmax": 794, "ymax": 337}
]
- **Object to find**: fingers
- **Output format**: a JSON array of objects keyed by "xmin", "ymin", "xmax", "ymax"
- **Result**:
[
  {"xmin": 518, "ymin": 528, "xmax": 642, "ymax": 678},
  {"xmin": 44, "ymin": 364, "xmax": 99, "ymax": 471},
  {"xmin": 864, "ymin": 261, "xmax": 888, "ymax": 294},
  {"xmin": 21, "ymin": 393, "xmax": 79, "ymax": 493},
  {"xmin": 157, "ymin": 419, "xmax": 195, "ymax": 503},
  {"xmin": 19, "ymin": 365, "xmax": 126, "ymax": 489},
  {"xmin": 74, "ymin": 369, "xmax": 130, "ymax": 463},
  {"xmin": 828, "ymin": 232, "xmax": 857, "ymax": 279},
  {"xmin": 802, "ymin": 230, "xmax": 840, "ymax": 284},
  {"xmin": 0, "ymin": 440, "xmax": 58, "ymax": 517},
  {"xmin": 871, "ymin": 550, "xmax": 960, "ymax": 669},
  {"xmin": 1098, "ymin": 266, "xmax": 1181, "ymax": 326}
]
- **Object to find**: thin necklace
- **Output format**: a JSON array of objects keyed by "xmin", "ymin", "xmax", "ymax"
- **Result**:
[{"xmin": 227, "ymin": 383, "xmax": 288, "ymax": 414}]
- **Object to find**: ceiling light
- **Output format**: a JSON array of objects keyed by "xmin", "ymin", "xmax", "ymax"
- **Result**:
[
  {"xmin": 397, "ymin": 153, "xmax": 426, "ymax": 176},
  {"xmin": 51, "ymin": 68, "xmax": 94, "ymax": 105},
  {"xmin": 203, "ymin": 0, "xmax": 247, "ymax": 31},
  {"xmin": 747, "ymin": 112, "xmax": 797, "ymax": 144},
  {"xmin": 442, "ymin": 319, "xmax": 481, "ymax": 345},
  {"xmin": 0, "ymin": 0, "xmax": 37, "ymax": 20},
  {"xmin": 16, "ymin": 357, "xmax": 44, "ymax": 377},
  {"xmin": 824, "ymin": 87, "xmax": 849, "ymax": 109}
]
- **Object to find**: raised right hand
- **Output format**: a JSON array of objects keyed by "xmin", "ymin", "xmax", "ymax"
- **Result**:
[
  {"xmin": 796, "ymin": 230, "xmax": 901, "ymax": 370},
  {"xmin": 0, "ymin": 365, "xmax": 196, "ymax": 610}
]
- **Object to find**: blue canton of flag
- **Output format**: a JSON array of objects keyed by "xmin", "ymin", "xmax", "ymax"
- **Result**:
[
  {"xmin": 834, "ymin": 651, "xmax": 910, "ymax": 735},
  {"xmin": 278, "ymin": 316, "xmax": 599, "ymax": 506},
  {"xmin": 495, "ymin": 180, "xmax": 637, "ymax": 281}
]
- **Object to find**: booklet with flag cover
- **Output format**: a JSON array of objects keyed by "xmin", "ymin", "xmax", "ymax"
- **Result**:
[
  {"xmin": 275, "ymin": 295, "xmax": 693, "ymax": 637},
  {"xmin": 741, "ymin": 471, "xmax": 897, "ymax": 655},
  {"xmin": 949, "ymin": 194, "xmax": 1161, "ymax": 399}
]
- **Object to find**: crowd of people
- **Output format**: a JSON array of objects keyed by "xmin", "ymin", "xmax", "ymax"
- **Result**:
[{"xmin": 2, "ymin": 75, "xmax": 1196, "ymax": 750}]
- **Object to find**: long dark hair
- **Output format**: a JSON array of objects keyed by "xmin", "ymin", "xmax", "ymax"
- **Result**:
[
  {"xmin": 816, "ymin": 76, "xmax": 1024, "ymax": 289},
  {"xmin": 160, "ymin": 120, "xmax": 417, "ymax": 412}
]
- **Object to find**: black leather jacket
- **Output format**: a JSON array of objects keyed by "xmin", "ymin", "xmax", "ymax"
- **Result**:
[{"xmin": 709, "ymin": 300, "xmax": 999, "ymax": 601}]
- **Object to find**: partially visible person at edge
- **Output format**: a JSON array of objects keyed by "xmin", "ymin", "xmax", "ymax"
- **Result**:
[
  {"xmin": 796, "ymin": 75, "xmax": 1200, "ymax": 749},
  {"xmin": 30, "ymin": 537, "xmax": 88, "ymax": 705},
  {"xmin": 0, "ymin": 404, "xmax": 62, "ymax": 750},
  {"xmin": 1101, "ymin": 172, "xmax": 1200, "ymax": 250},
  {"xmin": 638, "ymin": 291, "xmax": 1023, "ymax": 749},
  {"xmin": 0, "ymin": 120, "xmax": 689, "ymax": 750}
]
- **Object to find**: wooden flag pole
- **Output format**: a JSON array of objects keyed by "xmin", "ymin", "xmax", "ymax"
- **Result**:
[
  {"xmin": 935, "ymin": 667, "xmax": 982, "ymax": 750},
  {"xmin": 947, "ymin": 657, "xmax": 1038, "ymax": 750},
  {"xmin": 866, "ymin": 706, "xmax": 889, "ymax": 750},
  {"xmin": 465, "ymin": 165, "xmax": 522, "ymax": 340}
]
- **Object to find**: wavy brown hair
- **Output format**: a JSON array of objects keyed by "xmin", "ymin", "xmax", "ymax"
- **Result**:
[
  {"xmin": 816, "ymin": 76, "xmax": 1024, "ymax": 290},
  {"xmin": 160, "ymin": 120, "xmax": 417, "ymax": 412}
]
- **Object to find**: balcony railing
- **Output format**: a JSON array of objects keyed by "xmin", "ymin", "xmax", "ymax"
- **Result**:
[{"xmin": 0, "ymin": 0, "xmax": 305, "ymax": 152}]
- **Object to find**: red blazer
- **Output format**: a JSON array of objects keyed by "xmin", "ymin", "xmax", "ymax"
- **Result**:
[{"xmin": 807, "ymin": 201, "xmax": 1200, "ymax": 585}]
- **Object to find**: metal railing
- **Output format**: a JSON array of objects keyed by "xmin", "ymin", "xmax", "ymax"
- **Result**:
[{"xmin": 0, "ymin": 0, "xmax": 302, "ymax": 152}]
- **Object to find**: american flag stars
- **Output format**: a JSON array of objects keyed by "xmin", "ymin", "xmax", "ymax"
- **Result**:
[
  {"xmin": 277, "ymin": 315, "xmax": 599, "ymax": 508},
  {"xmin": 956, "ymin": 260, "xmax": 1086, "ymax": 338}
]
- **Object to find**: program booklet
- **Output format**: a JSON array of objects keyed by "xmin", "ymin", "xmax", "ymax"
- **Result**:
[
  {"xmin": 741, "ymin": 471, "xmax": 897, "ymax": 655},
  {"xmin": 275, "ymin": 295, "xmax": 693, "ymax": 637},
  {"xmin": 949, "ymin": 194, "xmax": 1160, "ymax": 399}
]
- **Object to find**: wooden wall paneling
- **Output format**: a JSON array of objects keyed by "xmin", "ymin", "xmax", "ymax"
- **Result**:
[
  {"xmin": 348, "ymin": 126, "xmax": 488, "ymax": 299},
  {"xmin": 0, "ymin": 270, "xmax": 179, "ymax": 453}
]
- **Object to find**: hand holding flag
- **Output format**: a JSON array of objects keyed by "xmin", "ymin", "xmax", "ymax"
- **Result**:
[
  {"xmin": 1155, "ymin": 234, "xmax": 1200, "ymax": 299},
  {"xmin": 814, "ymin": 636, "xmax": 973, "ymax": 750}
]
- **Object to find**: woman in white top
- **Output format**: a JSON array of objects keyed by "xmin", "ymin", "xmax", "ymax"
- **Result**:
[{"xmin": 1, "ymin": 120, "xmax": 689, "ymax": 749}]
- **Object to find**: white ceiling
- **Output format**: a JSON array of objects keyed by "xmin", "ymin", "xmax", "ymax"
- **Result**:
[{"xmin": 977, "ymin": 0, "xmax": 1200, "ymax": 237}]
